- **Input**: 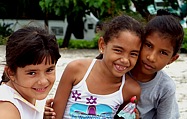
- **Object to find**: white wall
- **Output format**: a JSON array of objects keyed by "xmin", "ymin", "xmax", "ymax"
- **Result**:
[{"xmin": 0, "ymin": 14, "xmax": 98, "ymax": 40}]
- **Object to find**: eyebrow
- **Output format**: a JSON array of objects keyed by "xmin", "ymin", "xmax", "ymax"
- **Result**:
[
  {"xmin": 113, "ymin": 45, "xmax": 140, "ymax": 53},
  {"xmin": 145, "ymin": 40, "xmax": 172, "ymax": 53},
  {"xmin": 161, "ymin": 49, "xmax": 172, "ymax": 54},
  {"xmin": 113, "ymin": 45, "xmax": 123, "ymax": 49},
  {"xmin": 25, "ymin": 65, "xmax": 56, "ymax": 72},
  {"xmin": 145, "ymin": 40, "xmax": 152, "ymax": 44}
]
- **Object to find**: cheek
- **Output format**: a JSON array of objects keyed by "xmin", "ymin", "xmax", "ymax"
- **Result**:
[
  {"xmin": 130, "ymin": 58, "xmax": 138, "ymax": 68},
  {"xmin": 15, "ymin": 74, "xmax": 28, "ymax": 83},
  {"xmin": 14, "ymin": 71, "xmax": 31, "ymax": 83},
  {"xmin": 141, "ymin": 46, "xmax": 148, "ymax": 53},
  {"xmin": 158, "ymin": 60, "xmax": 169, "ymax": 67},
  {"xmin": 15, "ymin": 75, "xmax": 34, "ymax": 87},
  {"xmin": 140, "ymin": 49, "xmax": 147, "ymax": 59},
  {"xmin": 48, "ymin": 74, "xmax": 56, "ymax": 83}
]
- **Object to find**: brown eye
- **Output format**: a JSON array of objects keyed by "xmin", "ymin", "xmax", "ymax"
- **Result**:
[
  {"xmin": 46, "ymin": 68, "xmax": 55, "ymax": 73},
  {"xmin": 114, "ymin": 49, "xmax": 122, "ymax": 53},
  {"xmin": 131, "ymin": 52, "xmax": 139, "ymax": 57},
  {"xmin": 145, "ymin": 42, "xmax": 152, "ymax": 48},
  {"xmin": 160, "ymin": 51, "xmax": 168, "ymax": 56},
  {"xmin": 27, "ymin": 72, "xmax": 36, "ymax": 75}
]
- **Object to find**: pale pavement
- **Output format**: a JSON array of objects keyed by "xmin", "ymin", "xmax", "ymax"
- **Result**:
[{"xmin": 0, "ymin": 45, "xmax": 187, "ymax": 118}]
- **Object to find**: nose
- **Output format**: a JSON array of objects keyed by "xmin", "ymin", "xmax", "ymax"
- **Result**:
[
  {"xmin": 146, "ymin": 52, "xmax": 156, "ymax": 62},
  {"xmin": 120, "ymin": 56, "xmax": 130, "ymax": 65},
  {"xmin": 37, "ymin": 74, "xmax": 48, "ymax": 85}
]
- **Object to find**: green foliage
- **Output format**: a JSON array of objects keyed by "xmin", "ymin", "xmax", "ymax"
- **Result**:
[
  {"xmin": 39, "ymin": 0, "xmax": 87, "ymax": 20},
  {"xmin": 0, "ymin": 23, "xmax": 13, "ymax": 45},
  {"xmin": 57, "ymin": 35, "xmax": 99, "ymax": 49},
  {"xmin": 0, "ymin": 23, "xmax": 13, "ymax": 37},
  {"xmin": 55, "ymin": 28, "xmax": 187, "ymax": 52},
  {"xmin": 68, "ymin": 40, "xmax": 95, "ymax": 49},
  {"xmin": 57, "ymin": 38, "xmax": 63, "ymax": 47},
  {"xmin": 123, "ymin": 10, "xmax": 146, "ymax": 24},
  {"xmin": 0, "ymin": 36, "xmax": 7, "ymax": 45},
  {"xmin": 181, "ymin": 28, "xmax": 187, "ymax": 53},
  {"xmin": 39, "ymin": 0, "xmax": 132, "ymax": 20}
]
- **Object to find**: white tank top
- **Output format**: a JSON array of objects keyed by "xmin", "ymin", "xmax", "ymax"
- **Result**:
[
  {"xmin": 0, "ymin": 84, "xmax": 44, "ymax": 119},
  {"xmin": 64, "ymin": 59, "xmax": 126, "ymax": 119}
]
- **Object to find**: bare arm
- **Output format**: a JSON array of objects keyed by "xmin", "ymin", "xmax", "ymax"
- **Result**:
[
  {"xmin": 52, "ymin": 60, "xmax": 85, "ymax": 119},
  {"xmin": 120, "ymin": 74, "xmax": 141, "ymax": 107},
  {"xmin": 115, "ymin": 75, "xmax": 141, "ymax": 118},
  {"xmin": 0, "ymin": 101, "xmax": 20, "ymax": 119}
]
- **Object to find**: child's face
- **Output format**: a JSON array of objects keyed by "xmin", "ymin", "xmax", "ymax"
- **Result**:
[
  {"xmin": 138, "ymin": 32, "xmax": 178, "ymax": 75},
  {"xmin": 10, "ymin": 58, "xmax": 56, "ymax": 104},
  {"xmin": 100, "ymin": 31, "xmax": 141, "ymax": 77}
]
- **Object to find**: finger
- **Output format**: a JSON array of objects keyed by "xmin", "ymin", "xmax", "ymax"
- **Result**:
[
  {"xmin": 43, "ymin": 115, "xmax": 55, "ymax": 119},
  {"xmin": 45, "ymin": 98, "xmax": 54, "ymax": 107},
  {"xmin": 44, "ymin": 111, "xmax": 56, "ymax": 119},
  {"xmin": 44, "ymin": 106, "xmax": 54, "ymax": 112},
  {"xmin": 136, "ymin": 109, "xmax": 140, "ymax": 114},
  {"xmin": 44, "ymin": 111, "xmax": 56, "ymax": 116},
  {"xmin": 134, "ymin": 108, "xmax": 140, "ymax": 119}
]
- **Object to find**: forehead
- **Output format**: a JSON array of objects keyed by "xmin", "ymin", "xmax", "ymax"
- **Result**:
[
  {"xmin": 24, "ymin": 56, "xmax": 54, "ymax": 68},
  {"xmin": 18, "ymin": 58, "xmax": 55, "ymax": 70},
  {"xmin": 146, "ymin": 32, "xmax": 174, "ymax": 51},
  {"xmin": 109, "ymin": 31, "xmax": 141, "ymax": 50}
]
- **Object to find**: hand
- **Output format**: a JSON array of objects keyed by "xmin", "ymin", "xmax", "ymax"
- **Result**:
[
  {"xmin": 135, "ymin": 108, "xmax": 141, "ymax": 119},
  {"xmin": 43, "ymin": 98, "xmax": 56, "ymax": 119}
]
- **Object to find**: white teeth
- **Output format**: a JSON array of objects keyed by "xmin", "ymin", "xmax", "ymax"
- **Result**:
[
  {"xmin": 116, "ymin": 65, "xmax": 126, "ymax": 71},
  {"xmin": 35, "ymin": 88, "xmax": 45, "ymax": 91}
]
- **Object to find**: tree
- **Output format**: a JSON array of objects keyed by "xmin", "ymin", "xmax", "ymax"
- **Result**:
[
  {"xmin": 39, "ymin": 0, "xmax": 186, "ymax": 48},
  {"xmin": 131, "ymin": 0, "xmax": 154, "ymax": 20},
  {"xmin": 39, "ymin": 0, "xmax": 132, "ymax": 48}
]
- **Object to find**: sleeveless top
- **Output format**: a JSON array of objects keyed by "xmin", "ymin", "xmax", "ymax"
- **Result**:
[
  {"xmin": 0, "ymin": 84, "xmax": 44, "ymax": 119},
  {"xmin": 63, "ymin": 59, "xmax": 126, "ymax": 119}
]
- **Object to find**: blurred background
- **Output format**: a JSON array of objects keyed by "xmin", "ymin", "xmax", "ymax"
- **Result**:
[{"xmin": 0, "ymin": 0, "xmax": 187, "ymax": 118}]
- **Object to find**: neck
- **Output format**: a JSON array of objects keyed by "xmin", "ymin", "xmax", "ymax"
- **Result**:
[{"xmin": 130, "ymin": 67, "xmax": 156, "ymax": 83}]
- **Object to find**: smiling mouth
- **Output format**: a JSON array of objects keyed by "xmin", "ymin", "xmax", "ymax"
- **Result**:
[
  {"xmin": 33, "ymin": 87, "xmax": 48, "ymax": 92},
  {"xmin": 115, "ymin": 64, "xmax": 127, "ymax": 71}
]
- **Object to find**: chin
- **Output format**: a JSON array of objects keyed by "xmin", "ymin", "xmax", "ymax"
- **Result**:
[
  {"xmin": 36, "ymin": 94, "xmax": 48, "ymax": 100},
  {"xmin": 142, "ymin": 68, "xmax": 154, "ymax": 75}
]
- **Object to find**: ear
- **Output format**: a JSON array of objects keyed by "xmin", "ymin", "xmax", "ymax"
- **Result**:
[
  {"xmin": 167, "ymin": 54, "xmax": 179, "ymax": 65},
  {"xmin": 4, "ymin": 66, "xmax": 15, "ymax": 81},
  {"xmin": 98, "ymin": 37, "xmax": 106, "ymax": 54}
]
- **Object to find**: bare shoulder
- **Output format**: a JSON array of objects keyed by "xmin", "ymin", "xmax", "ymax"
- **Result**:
[
  {"xmin": 0, "ymin": 101, "xmax": 20, "ymax": 119},
  {"xmin": 122, "ymin": 74, "xmax": 141, "ymax": 102},
  {"xmin": 61, "ymin": 59, "xmax": 93, "ymax": 84},
  {"xmin": 65, "ymin": 59, "xmax": 92, "ymax": 73},
  {"xmin": 126, "ymin": 74, "xmax": 141, "ymax": 94},
  {"xmin": 67, "ymin": 59, "xmax": 92, "ymax": 68},
  {"xmin": 126, "ymin": 74, "xmax": 140, "ymax": 89}
]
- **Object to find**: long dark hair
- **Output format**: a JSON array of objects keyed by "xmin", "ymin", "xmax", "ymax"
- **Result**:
[{"xmin": 1, "ymin": 26, "xmax": 61, "ymax": 84}]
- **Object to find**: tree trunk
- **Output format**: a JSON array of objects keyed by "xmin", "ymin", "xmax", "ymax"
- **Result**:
[
  {"xmin": 61, "ymin": 13, "xmax": 84, "ymax": 48},
  {"xmin": 61, "ymin": 23, "xmax": 72, "ymax": 48},
  {"xmin": 44, "ymin": 3, "xmax": 48, "ymax": 30}
]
